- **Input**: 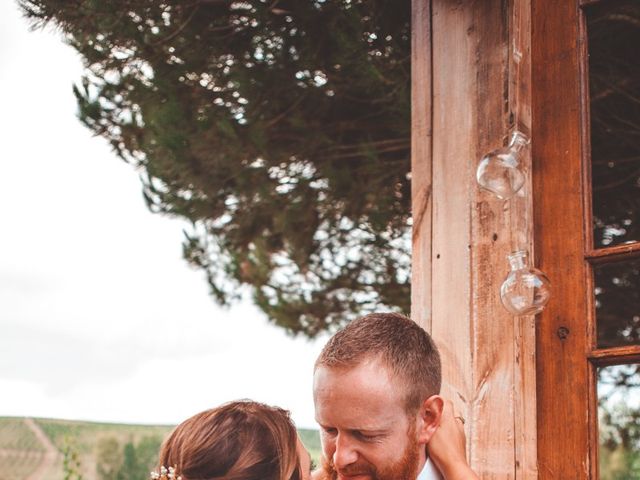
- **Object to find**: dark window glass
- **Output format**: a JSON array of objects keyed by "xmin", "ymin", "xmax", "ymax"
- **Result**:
[
  {"xmin": 598, "ymin": 364, "xmax": 640, "ymax": 479},
  {"xmin": 595, "ymin": 257, "xmax": 640, "ymax": 348},
  {"xmin": 587, "ymin": 1, "xmax": 640, "ymax": 248}
]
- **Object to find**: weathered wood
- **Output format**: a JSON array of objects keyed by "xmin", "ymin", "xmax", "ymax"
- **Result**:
[
  {"xmin": 466, "ymin": 0, "xmax": 519, "ymax": 474},
  {"xmin": 510, "ymin": 1, "xmax": 538, "ymax": 476},
  {"xmin": 429, "ymin": 0, "xmax": 474, "ymax": 469},
  {"xmin": 415, "ymin": 0, "xmax": 538, "ymax": 477},
  {"xmin": 411, "ymin": 0, "xmax": 433, "ymax": 332},
  {"xmin": 531, "ymin": 0, "xmax": 592, "ymax": 477}
]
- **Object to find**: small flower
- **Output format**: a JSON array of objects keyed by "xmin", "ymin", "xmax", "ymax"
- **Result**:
[{"xmin": 150, "ymin": 465, "xmax": 181, "ymax": 480}]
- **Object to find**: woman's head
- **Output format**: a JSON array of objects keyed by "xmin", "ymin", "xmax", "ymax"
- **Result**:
[{"xmin": 158, "ymin": 400, "xmax": 309, "ymax": 480}]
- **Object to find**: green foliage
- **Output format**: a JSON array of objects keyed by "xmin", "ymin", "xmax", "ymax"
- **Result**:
[
  {"xmin": 598, "ymin": 364, "xmax": 640, "ymax": 480},
  {"xmin": 599, "ymin": 443, "xmax": 640, "ymax": 480},
  {"xmin": 114, "ymin": 436, "xmax": 162, "ymax": 480},
  {"xmin": 96, "ymin": 437, "xmax": 122, "ymax": 480},
  {"xmin": 18, "ymin": 0, "xmax": 412, "ymax": 336},
  {"xmin": 134, "ymin": 436, "xmax": 164, "ymax": 476},
  {"xmin": 91, "ymin": 434, "xmax": 162, "ymax": 480},
  {"xmin": 62, "ymin": 438, "xmax": 84, "ymax": 480},
  {"xmin": 117, "ymin": 442, "xmax": 142, "ymax": 480}
]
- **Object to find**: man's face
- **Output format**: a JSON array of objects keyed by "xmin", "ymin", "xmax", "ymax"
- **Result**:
[{"xmin": 313, "ymin": 358, "xmax": 427, "ymax": 480}]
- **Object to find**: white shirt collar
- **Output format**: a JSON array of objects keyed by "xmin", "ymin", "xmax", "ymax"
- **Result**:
[{"xmin": 417, "ymin": 458, "xmax": 443, "ymax": 480}]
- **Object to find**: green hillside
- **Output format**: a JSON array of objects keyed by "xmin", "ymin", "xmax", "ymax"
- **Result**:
[{"xmin": 0, "ymin": 417, "xmax": 321, "ymax": 480}]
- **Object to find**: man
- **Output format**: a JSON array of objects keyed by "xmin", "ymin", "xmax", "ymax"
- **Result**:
[{"xmin": 312, "ymin": 312, "xmax": 478, "ymax": 480}]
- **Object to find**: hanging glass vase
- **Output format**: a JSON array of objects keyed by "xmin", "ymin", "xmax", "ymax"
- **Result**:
[
  {"xmin": 500, "ymin": 250, "xmax": 551, "ymax": 316},
  {"xmin": 476, "ymin": 131, "xmax": 529, "ymax": 200}
]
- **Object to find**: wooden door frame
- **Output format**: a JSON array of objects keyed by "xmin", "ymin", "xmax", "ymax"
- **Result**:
[{"xmin": 530, "ymin": 0, "xmax": 592, "ymax": 476}]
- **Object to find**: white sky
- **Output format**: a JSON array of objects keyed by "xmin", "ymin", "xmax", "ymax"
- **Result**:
[{"xmin": 0, "ymin": 1, "xmax": 327, "ymax": 429}]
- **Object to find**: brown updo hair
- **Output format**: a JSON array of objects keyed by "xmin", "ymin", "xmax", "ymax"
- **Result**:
[{"xmin": 158, "ymin": 400, "xmax": 302, "ymax": 480}]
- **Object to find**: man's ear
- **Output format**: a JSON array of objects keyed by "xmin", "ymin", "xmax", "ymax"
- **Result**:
[{"xmin": 416, "ymin": 395, "xmax": 444, "ymax": 444}]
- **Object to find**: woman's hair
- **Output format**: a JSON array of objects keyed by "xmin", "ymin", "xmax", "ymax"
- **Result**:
[{"xmin": 157, "ymin": 400, "xmax": 302, "ymax": 480}]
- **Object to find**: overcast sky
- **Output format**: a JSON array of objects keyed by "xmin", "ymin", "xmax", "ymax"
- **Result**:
[{"xmin": 0, "ymin": 1, "xmax": 327, "ymax": 429}]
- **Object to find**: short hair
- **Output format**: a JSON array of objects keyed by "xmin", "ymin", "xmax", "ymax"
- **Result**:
[
  {"xmin": 158, "ymin": 400, "xmax": 301, "ymax": 480},
  {"xmin": 315, "ymin": 312, "xmax": 441, "ymax": 412}
]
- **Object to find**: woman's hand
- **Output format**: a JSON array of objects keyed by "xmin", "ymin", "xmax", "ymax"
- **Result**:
[{"xmin": 427, "ymin": 399, "xmax": 479, "ymax": 480}]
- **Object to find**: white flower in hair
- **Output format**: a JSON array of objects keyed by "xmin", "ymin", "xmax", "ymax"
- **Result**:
[{"xmin": 150, "ymin": 465, "xmax": 182, "ymax": 480}]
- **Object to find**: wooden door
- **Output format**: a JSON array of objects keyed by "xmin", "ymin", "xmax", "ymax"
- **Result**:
[{"xmin": 532, "ymin": 0, "xmax": 640, "ymax": 477}]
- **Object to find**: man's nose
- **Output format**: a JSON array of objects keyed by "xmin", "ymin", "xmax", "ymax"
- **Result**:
[{"xmin": 333, "ymin": 433, "xmax": 358, "ymax": 469}]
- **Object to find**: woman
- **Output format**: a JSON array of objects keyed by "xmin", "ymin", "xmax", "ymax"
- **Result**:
[
  {"xmin": 153, "ymin": 400, "xmax": 475, "ymax": 480},
  {"xmin": 155, "ymin": 401, "xmax": 307, "ymax": 480}
]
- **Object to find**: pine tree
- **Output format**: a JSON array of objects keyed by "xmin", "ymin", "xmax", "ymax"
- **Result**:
[{"xmin": 19, "ymin": 0, "xmax": 412, "ymax": 336}]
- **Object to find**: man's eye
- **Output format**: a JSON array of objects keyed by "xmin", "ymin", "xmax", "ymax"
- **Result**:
[
  {"xmin": 322, "ymin": 427, "xmax": 337, "ymax": 436},
  {"xmin": 355, "ymin": 432, "xmax": 379, "ymax": 442}
]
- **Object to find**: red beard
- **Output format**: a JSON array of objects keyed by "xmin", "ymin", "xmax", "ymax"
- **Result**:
[{"xmin": 319, "ymin": 439, "xmax": 421, "ymax": 480}]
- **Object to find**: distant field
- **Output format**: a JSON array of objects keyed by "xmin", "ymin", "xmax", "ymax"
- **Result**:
[
  {"xmin": 0, "ymin": 417, "xmax": 321, "ymax": 480},
  {"xmin": 0, "ymin": 417, "xmax": 45, "ymax": 480},
  {"xmin": 35, "ymin": 418, "xmax": 174, "ymax": 456}
]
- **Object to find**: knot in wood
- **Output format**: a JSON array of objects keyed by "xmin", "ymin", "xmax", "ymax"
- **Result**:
[{"xmin": 557, "ymin": 326, "xmax": 570, "ymax": 340}]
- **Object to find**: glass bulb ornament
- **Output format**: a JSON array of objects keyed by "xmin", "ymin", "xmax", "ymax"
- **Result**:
[
  {"xmin": 500, "ymin": 250, "xmax": 551, "ymax": 316},
  {"xmin": 476, "ymin": 131, "xmax": 530, "ymax": 200}
]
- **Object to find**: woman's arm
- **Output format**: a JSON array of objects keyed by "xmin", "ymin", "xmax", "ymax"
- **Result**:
[{"xmin": 427, "ymin": 400, "xmax": 480, "ymax": 480}]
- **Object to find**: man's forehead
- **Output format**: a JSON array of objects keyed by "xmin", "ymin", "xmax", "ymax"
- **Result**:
[
  {"xmin": 313, "ymin": 356, "xmax": 398, "ymax": 388},
  {"xmin": 313, "ymin": 359, "xmax": 407, "ymax": 424}
]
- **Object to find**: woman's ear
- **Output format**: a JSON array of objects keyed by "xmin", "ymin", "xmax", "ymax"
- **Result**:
[{"xmin": 416, "ymin": 395, "xmax": 444, "ymax": 444}]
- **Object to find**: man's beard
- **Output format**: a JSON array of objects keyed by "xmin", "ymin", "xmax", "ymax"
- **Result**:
[{"xmin": 318, "ymin": 434, "xmax": 421, "ymax": 480}]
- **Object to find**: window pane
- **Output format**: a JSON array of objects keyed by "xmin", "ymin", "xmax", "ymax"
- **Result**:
[
  {"xmin": 598, "ymin": 364, "xmax": 640, "ymax": 479},
  {"xmin": 595, "ymin": 257, "xmax": 640, "ymax": 348},
  {"xmin": 587, "ymin": 1, "xmax": 640, "ymax": 248}
]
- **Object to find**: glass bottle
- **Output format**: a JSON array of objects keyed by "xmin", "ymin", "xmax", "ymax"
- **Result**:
[
  {"xmin": 476, "ymin": 131, "xmax": 529, "ymax": 200},
  {"xmin": 500, "ymin": 250, "xmax": 551, "ymax": 316}
]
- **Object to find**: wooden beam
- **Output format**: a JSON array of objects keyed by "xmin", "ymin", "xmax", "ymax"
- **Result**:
[
  {"xmin": 412, "ymin": 0, "xmax": 538, "ymax": 476},
  {"xmin": 411, "ymin": 0, "xmax": 433, "ymax": 331},
  {"xmin": 588, "ymin": 345, "xmax": 640, "ymax": 365},
  {"xmin": 586, "ymin": 241, "xmax": 640, "ymax": 262},
  {"xmin": 510, "ymin": 0, "xmax": 538, "ymax": 476},
  {"xmin": 429, "ymin": 1, "xmax": 475, "ymax": 469}
]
